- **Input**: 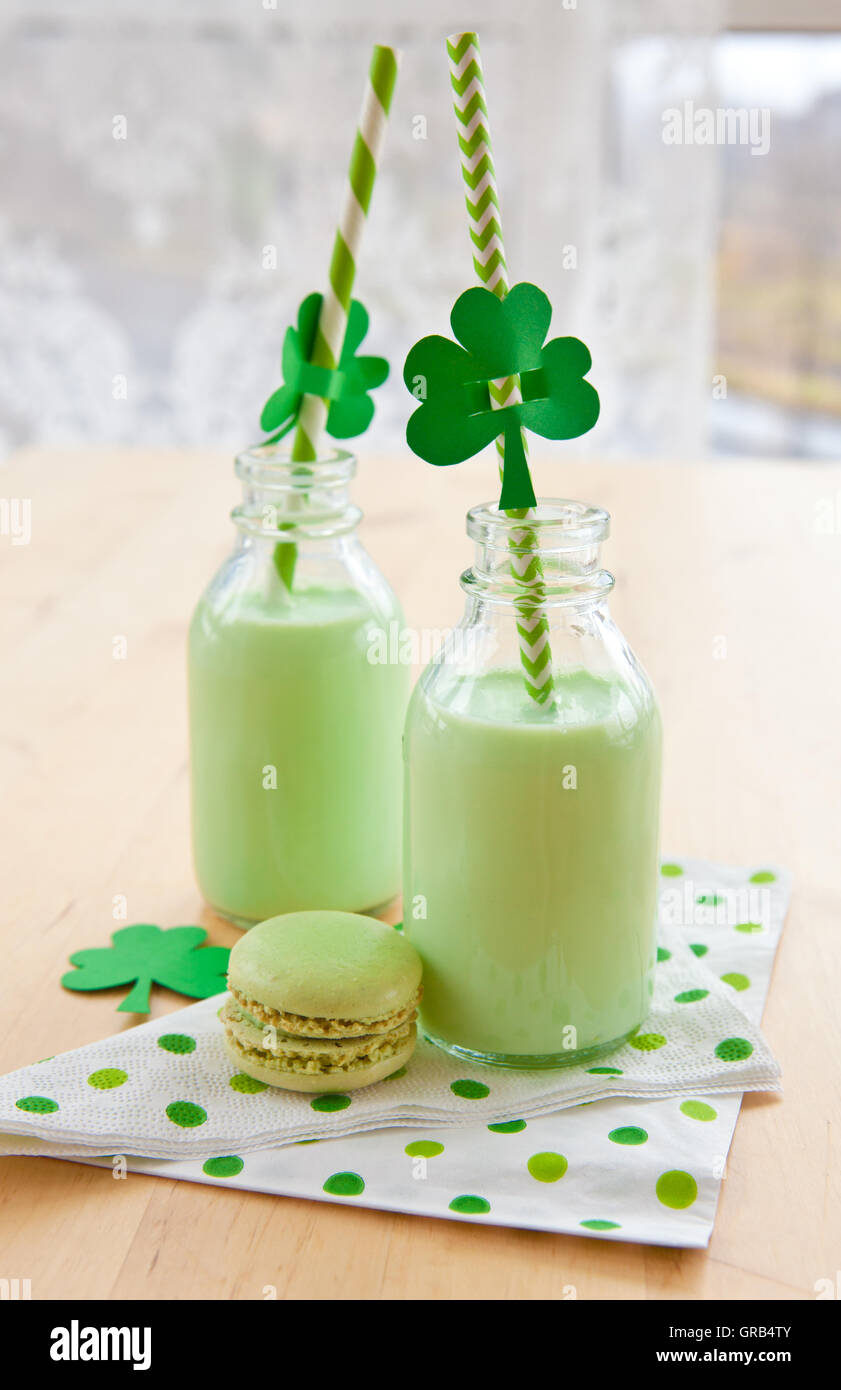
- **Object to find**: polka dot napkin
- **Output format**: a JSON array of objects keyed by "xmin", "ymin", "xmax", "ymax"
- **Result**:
[{"xmin": 0, "ymin": 860, "xmax": 788, "ymax": 1246}]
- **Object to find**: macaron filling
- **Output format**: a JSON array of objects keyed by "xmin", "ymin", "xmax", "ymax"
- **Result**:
[
  {"xmin": 221, "ymin": 997, "xmax": 414, "ymax": 1076},
  {"xmin": 228, "ymin": 984, "xmax": 422, "ymax": 1039}
]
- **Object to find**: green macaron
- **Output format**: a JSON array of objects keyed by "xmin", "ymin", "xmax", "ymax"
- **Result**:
[{"xmin": 220, "ymin": 911, "xmax": 423, "ymax": 1092}]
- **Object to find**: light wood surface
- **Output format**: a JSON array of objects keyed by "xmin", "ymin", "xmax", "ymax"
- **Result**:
[{"xmin": 1, "ymin": 447, "xmax": 839, "ymax": 1301}]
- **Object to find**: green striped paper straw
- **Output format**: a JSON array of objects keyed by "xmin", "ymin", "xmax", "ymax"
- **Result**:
[
  {"xmin": 447, "ymin": 31, "xmax": 554, "ymax": 706},
  {"xmin": 292, "ymin": 44, "xmax": 401, "ymax": 461}
]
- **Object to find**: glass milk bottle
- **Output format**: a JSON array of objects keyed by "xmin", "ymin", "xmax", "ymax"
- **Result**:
[
  {"xmin": 189, "ymin": 445, "xmax": 408, "ymax": 926},
  {"xmin": 403, "ymin": 501, "xmax": 662, "ymax": 1067}
]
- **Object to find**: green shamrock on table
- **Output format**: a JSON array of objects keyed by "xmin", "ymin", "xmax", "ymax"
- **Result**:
[
  {"xmin": 403, "ymin": 282, "xmax": 599, "ymax": 509},
  {"xmin": 260, "ymin": 293, "xmax": 389, "ymax": 443},
  {"xmin": 61, "ymin": 924, "xmax": 230, "ymax": 1014}
]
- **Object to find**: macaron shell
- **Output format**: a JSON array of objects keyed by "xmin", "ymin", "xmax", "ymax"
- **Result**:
[
  {"xmin": 228, "ymin": 911, "xmax": 422, "ymax": 1022},
  {"xmin": 222, "ymin": 1027, "xmax": 416, "ymax": 1093}
]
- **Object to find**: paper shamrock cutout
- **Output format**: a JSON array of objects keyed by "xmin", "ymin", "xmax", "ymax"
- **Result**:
[
  {"xmin": 403, "ymin": 282, "xmax": 599, "ymax": 509},
  {"xmin": 61, "ymin": 924, "xmax": 230, "ymax": 1014},
  {"xmin": 260, "ymin": 293, "xmax": 389, "ymax": 443}
]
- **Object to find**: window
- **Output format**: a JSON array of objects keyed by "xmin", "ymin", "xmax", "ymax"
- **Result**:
[{"xmin": 712, "ymin": 31, "xmax": 841, "ymax": 458}]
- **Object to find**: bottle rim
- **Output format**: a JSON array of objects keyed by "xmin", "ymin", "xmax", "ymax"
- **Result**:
[
  {"xmin": 235, "ymin": 443, "xmax": 356, "ymax": 492},
  {"xmin": 466, "ymin": 499, "xmax": 610, "ymax": 551},
  {"xmin": 232, "ymin": 442, "xmax": 359, "ymax": 537},
  {"xmin": 463, "ymin": 498, "xmax": 613, "ymax": 606},
  {"xmin": 459, "ymin": 567, "xmax": 615, "ymax": 607},
  {"xmin": 231, "ymin": 503, "xmax": 363, "ymax": 541}
]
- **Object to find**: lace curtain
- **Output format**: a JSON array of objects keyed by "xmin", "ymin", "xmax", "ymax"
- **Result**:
[{"xmin": 0, "ymin": 0, "xmax": 721, "ymax": 458}]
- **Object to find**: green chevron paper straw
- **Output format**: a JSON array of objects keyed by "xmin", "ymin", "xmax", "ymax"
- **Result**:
[
  {"xmin": 292, "ymin": 44, "xmax": 400, "ymax": 462},
  {"xmin": 273, "ymin": 44, "xmax": 399, "ymax": 589},
  {"xmin": 447, "ymin": 31, "xmax": 554, "ymax": 706}
]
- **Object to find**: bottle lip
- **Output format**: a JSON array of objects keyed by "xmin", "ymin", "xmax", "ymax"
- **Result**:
[
  {"xmin": 235, "ymin": 443, "xmax": 357, "ymax": 491},
  {"xmin": 232, "ymin": 503, "xmax": 363, "ymax": 541},
  {"xmin": 460, "ymin": 567, "xmax": 614, "ymax": 607},
  {"xmin": 467, "ymin": 498, "xmax": 610, "ymax": 550},
  {"xmin": 233, "ymin": 444, "xmax": 359, "ymax": 538},
  {"xmin": 464, "ymin": 498, "xmax": 612, "ymax": 607}
]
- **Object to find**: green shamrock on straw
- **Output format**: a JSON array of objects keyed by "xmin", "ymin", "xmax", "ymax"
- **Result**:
[
  {"xmin": 403, "ymin": 282, "xmax": 599, "ymax": 509},
  {"xmin": 61, "ymin": 924, "xmax": 230, "ymax": 1014},
  {"xmin": 260, "ymin": 293, "xmax": 389, "ymax": 444}
]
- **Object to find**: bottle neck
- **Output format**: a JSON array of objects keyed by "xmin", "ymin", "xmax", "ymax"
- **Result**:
[
  {"xmin": 232, "ymin": 444, "xmax": 361, "ymax": 542},
  {"xmin": 462, "ymin": 500, "xmax": 615, "ymax": 611}
]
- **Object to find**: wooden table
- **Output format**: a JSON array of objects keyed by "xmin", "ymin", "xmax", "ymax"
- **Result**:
[{"xmin": 1, "ymin": 447, "xmax": 838, "ymax": 1300}]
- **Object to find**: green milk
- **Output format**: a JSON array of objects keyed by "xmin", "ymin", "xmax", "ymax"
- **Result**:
[
  {"xmin": 402, "ymin": 499, "xmax": 663, "ymax": 1067},
  {"xmin": 404, "ymin": 669, "xmax": 662, "ymax": 1061},
  {"xmin": 188, "ymin": 446, "xmax": 408, "ymax": 926}
]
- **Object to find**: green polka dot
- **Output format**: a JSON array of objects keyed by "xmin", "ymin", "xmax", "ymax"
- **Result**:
[
  {"xmin": 660, "ymin": 863, "xmax": 683, "ymax": 877},
  {"xmin": 628, "ymin": 1032, "xmax": 666, "ymax": 1051},
  {"xmin": 587, "ymin": 1065, "xmax": 623, "ymax": 1075},
  {"xmin": 721, "ymin": 971, "xmax": 750, "ymax": 991},
  {"xmin": 449, "ymin": 1194, "xmax": 490, "ymax": 1215},
  {"xmin": 696, "ymin": 894, "xmax": 722, "ymax": 906},
  {"xmin": 680, "ymin": 1100, "xmax": 717, "ymax": 1122},
  {"xmin": 656, "ymin": 946, "xmax": 671, "ymax": 962},
  {"xmin": 311, "ymin": 1094, "xmax": 351, "ymax": 1113},
  {"xmin": 527, "ymin": 1151, "xmax": 568, "ymax": 1183},
  {"xmin": 323, "ymin": 1172, "xmax": 365, "ymax": 1197},
  {"xmin": 689, "ymin": 942, "xmax": 708, "ymax": 958},
  {"xmin": 580, "ymin": 1219, "xmax": 621, "ymax": 1231},
  {"xmin": 750, "ymin": 870, "xmax": 775, "ymax": 883},
  {"xmin": 202, "ymin": 1155, "xmax": 244, "ymax": 1178},
  {"xmin": 15, "ymin": 1095, "xmax": 58, "ymax": 1114},
  {"xmin": 87, "ymin": 1068, "xmax": 128, "ymax": 1090},
  {"xmin": 488, "ymin": 1120, "xmax": 527, "ymax": 1133},
  {"xmin": 450, "ymin": 1078, "xmax": 490, "ymax": 1100},
  {"xmin": 405, "ymin": 1140, "xmax": 444, "ymax": 1158},
  {"xmin": 608, "ymin": 1126, "xmax": 648, "ymax": 1145},
  {"xmin": 715, "ymin": 1036, "xmax": 753, "ymax": 1062},
  {"xmin": 735, "ymin": 921, "xmax": 763, "ymax": 934},
  {"xmin": 674, "ymin": 988, "xmax": 709, "ymax": 1004},
  {"xmin": 384, "ymin": 1066, "xmax": 407, "ymax": 1081},
  {"xmin": 165, "ymin": 1101, "xmax": 207, "ymax": 1128},
  {"xmin": 229, "ymin": 1073, "xmax": 267, "ymax": 1093},
  {"xmin": 157, "ymin": 1033, "xmax": 196, "ymax": 1054},
  {"xmin": 656, "ymin": 1169, "xmax": 698, "ymax": 1209}
]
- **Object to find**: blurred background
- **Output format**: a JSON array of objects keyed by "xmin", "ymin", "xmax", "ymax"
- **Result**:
[{"xmin": 0, "ymin": 0, "xmax": 838, "ymax": 461}]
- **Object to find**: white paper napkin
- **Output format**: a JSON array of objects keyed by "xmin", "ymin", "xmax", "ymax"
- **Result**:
[
  {"xmin": 0, "ymin": 860, "xmax": 785, "ymax": 1179},
  {"xmin": 108, "ymin": 861, "xmax": 780, "ymax": 1247}
]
